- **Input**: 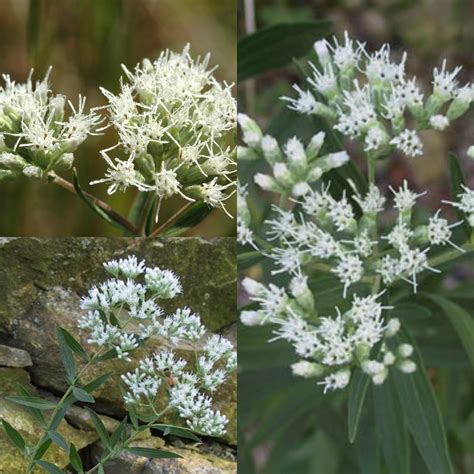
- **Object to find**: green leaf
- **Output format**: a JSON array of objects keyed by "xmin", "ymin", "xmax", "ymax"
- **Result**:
[
  {"xmin": 162, "ymin": 202, "xmax": 213, "ymax": 237},
  {"xmin": 33, "ymin": 438, "xmax": 53, "ymax": 461},
  {"xmin": 237, "ymin": 250, "xmax": 264, "ymax": 272},
  {"xmin": 374, "ymin": 377, "xmax": 410, "ymax": 474},
  {"xmin": 448, "ymin": 152, "xmax": 470, "ymax": 239},
  {"xmin": 1, "ymin": 420, "xmax": 26, "ymax": 452},
  {"xmin": 347, "ymin": 368, "xmax": 370, "ymax": 443},
  {"xmin": 5, "ymin": 395, "xmax": 56, "ymax": 410},
  {"xmin": 34, "ymin": 460, "xmax": 64, "ymax": 474},
  {"xmin": 152, "ymin": 424, "xmax": 201, "ymax": 442},
  {"xmin": 18, "ymin": 385, "xmax": 46, "ymax": 426},
  {"xmin": 72, "ymin": 387, "xmax": 95, "ymax": 404},
  {"xmin": 69, "ymin": 443, "xmax": 84, "ymax": 473},
  {"xmin": 56, "ymin": 326, "xmax": 76, "ymax": 381},
  {"xmin": 86, "ymin": 408, "xmax": 111, "ymax": 449},
  {"xmin": 72, "ymin": 168, "xmax": 133, "ymax": 234},
  {"xmin": 125, "ymin": 447, "xmax": 182, "ymax": 459},
  {"xmin": 110, "ymin": 417, "xmax": 128, "ymax": 446},
  {"xmin": 421, "ymin": 294, "xmax": 474, "ymax": 367},
  {"xmin": 48, "ymin": 430, "xmax": 69, "ymax": 453},
  {"xmin": 238, "ymin": 21, "xmax": 332, "ymax": 81},
  {"xmin": 58, "ymin": 327, "xmax": 88, "ymax": 361},
  {"xmin": 82, "ymin": 372, "xmax": 113, "ymax": 394},
  {"xmin": 393, "ymin": 330, "xmax": 454, "ymax": 474}
]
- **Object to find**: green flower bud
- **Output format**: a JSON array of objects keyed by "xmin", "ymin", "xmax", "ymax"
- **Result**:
[{"xmin": 0, "ymin": 152, "xmax": 28, "ymax": 171}]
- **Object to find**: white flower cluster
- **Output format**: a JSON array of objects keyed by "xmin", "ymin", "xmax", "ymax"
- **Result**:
[
  {"xmin": 237, "ymin": 181, "xmax": 255, "ymax": 247},
  {"xmin": 248, "ymin": 180, "xmax": 463, "ymax": 297},
  {"xmin": 241, "ymin": 277, "xmax": 417, "ymax": 393},
  {"xmin": 445, "ymin": 185, "xmax": 474, "ymax": 227},
  {"xmin": 79, "ymin": 255, "xmax": 185, "ymax": 360},
  {"xmin": 238, "ymin": 114, "xmax": 349, "ymax": 197},
  {"xmin": 94, "ymin": 45, "xmax": 237, "ymax": 218},
  {"xmin": 0, "ymin": 68, "xmax": 102, "ymax": 180},
  {"xmin": 121, "ymin": 329, "xmax": 235, "ymax": 437},
  {"xmin": 283, "ymin": 31, "xmax": 474, "ymax": 158},
  {"xmin": 79, "ymin": 255, "xmax": 236, "ymax": 437}
]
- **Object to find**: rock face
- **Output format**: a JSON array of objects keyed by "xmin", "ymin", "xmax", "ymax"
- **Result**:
[
  {"xmin": 0, "ymin": 238, "xmax": 237, "ymax": 474},
  {"xmin": 0, "ymin": 345, "xmax": 32, "ymax": 367},
  {"xmin": 90, "ymin": 440, "xmax": 237, "ymax": 474}
]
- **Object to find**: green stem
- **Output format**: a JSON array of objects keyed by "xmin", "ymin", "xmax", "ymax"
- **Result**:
[
  {"xmin": 148, "ymin": 201, "xmax": 194, "ymax": 238},
  {"xmin": 85, "ymin": 406, "xmax": 173, "ymax": 474},
  {"xmin": 137, "ymin": 193, "xmax": 155, "ymax": 236},
  {"xmin": 26, "ymin": 349, "xmax": 105, "ymax": 472},
  {"xmin": 367, "ymin": 154, "xmax": 376, "ymax": 185}
]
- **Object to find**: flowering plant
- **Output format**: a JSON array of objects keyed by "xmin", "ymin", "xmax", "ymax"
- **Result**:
[
  {"xmin": 1, "ymin": 255, "xmax": 236, "ymax": 473},
  {"xmin": 0, "ymin": 45, "xmax": 236, "ymax": 236},
  {"xmin": 238, "ymin": 28, "xmax": 474, "ymax": 473}
]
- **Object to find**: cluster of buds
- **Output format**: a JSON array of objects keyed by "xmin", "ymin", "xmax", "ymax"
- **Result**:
[
  {"xmin": 95, "ymin": 45, "xmax": 237, "ymax": 218},
  {"xmin": 78, "ymin": 255, "xmax": 236, "ymax": 437},
  {"xmin": 0, "ymin": 68, "xmax": 102, "ymax": 180},
  {"xmin": 237, "ymin": 113, "xmax": 349, "ymax": 197},
  {"xmin": 283, "ymin": 31, "xmax": 474, "ymax": 159},
  {"xmin": 241, "ymin": 276, "xmax": 416, "ymax": 392}
]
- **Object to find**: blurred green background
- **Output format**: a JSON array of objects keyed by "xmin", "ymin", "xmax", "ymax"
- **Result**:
[
  {"xmin": 238, "ymin": 1, "xmax": 474, "ymax": 473},
  {"xmin": 0, "ymin": 0, "xmax": 236, "ymax": 236}
]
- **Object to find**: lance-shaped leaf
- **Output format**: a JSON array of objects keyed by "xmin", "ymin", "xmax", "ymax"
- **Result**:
[
  {"xmin": 69, "ymin": 443, "xmax": 84, "ymax": 473},
  {"xmin": 5, "ymin": 395, "xmax": 56, "ymax": 410},
  {"xmin": 162, "ymin": 202, "xmax": 213, "ymax": 237},
  {"xmin": 238, "ymin": 22, "xmax": 332, "ymax": 81},
  {"xmin": 1, "ymin": 420, "xmax": 26, "ymax": 452},
  {"xmin": 393, "ymin": 330, "xmax": 454, "ymax": 474},
  {"xmin": 34, "ymin": 460, "xmax": 64, "ymax": 474},
  {"xmin": 422, "ymin": 294, "xmax": 474, "ymax": 368},
  {"xmin": 58, "ymin": 327, "xmax": 88, "ymax": 361},
  {"xmin": 56, "ymin": 326, "xmax": 76, "ymax": 381}
]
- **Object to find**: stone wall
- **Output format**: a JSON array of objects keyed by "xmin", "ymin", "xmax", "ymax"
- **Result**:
[{"xmin": 0, "ymin": 238, "xmax": 237, "ymax": 473}]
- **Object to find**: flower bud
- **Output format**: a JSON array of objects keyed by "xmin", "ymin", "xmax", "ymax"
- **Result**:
[
  {"xmin": 237, "ymin": 145, "xmax": 259, "ymax": 161},
  {"xmin": 240, "ymin": 310, "xmax": 266, "ymax": 326},
  {"xmin": 397, "ymin": 343, "xmax": 414, "ymax": 358},
  {"xmin": 284, "ymin": 137, "xmax": 307, "ymax": 174},
  {"xmin": 362, "ymin": 360, "xmax": 385, "ymax": 376},
  {"xmin": 53, "ymin": 153, "xmax": 75, "ymax": 171},
  {"xmin": 291, "ymin": 360, "xmax": 325, "ymax": 378},
  {"xmin": 314, "ymin": 40, "xmax": 331, "ymax": 67},
  {"xmin": 307, "ymin": 165, "xmax": 323, "ymax": 182},
  {"xmin": 305, "ymin": 131, "xmax": 326, "ymax": 159},
  {"xmin": 261, "ymin": 135, "xmax": 282, "ymax": 164},
  {"xmin": 467, "ymin": 146, "xmax": 474, "ymax": 160},
  {"xmin": 241, "ymin": 277, "xmax": 265, "ymax": 297},
  {"xmin": 22, "ymin": 165, "xmax": 43, "ymax": 179},
  {"xmin": 398, "ymin": 360, "xmax": 416, "ymax": 373},
  {"xmin": 237, "ymin": 113, "xmax": 262, "ymax": 147},
  {"xmin": 429, "ymin": 114, "xmax": 449, "ymax": 131},
  {"xmin": 254, "ymin": 173, "xmax": 281, "ymax": 193},
  {"xmin": 372, "ymin": 368, "xmax": 388, "ymax": 385},
  {"xmin": 447, "ymin": 85, "xmax": 474, "ymax": 120},
  {"xmin": 272, "ymin": 163, "xmax": 293, "ymax": 188},
  {"xmin": 315, "ymin": 151, "xmax": 350, "ymax": 173},
  {"xmin": 290, "ymin": 275, "xmax": 314, "ymax": 311},
  {"xmin": 383, "ymin": 351, "xmax": 396, "ymax": 366},
  {"xmin": 385, "ymin": 318, "xmax": 400, "ymax": 337},
  {"xmin": 0, "ymin": 152, "xmax": 27, "ymax": 171},
  {"xmin": 292, "ymin": 182, "xmax": 311, "ymax": 197}
]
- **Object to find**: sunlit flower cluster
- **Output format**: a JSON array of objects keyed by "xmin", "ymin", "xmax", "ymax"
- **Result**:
[
  {"xmin": 78, "ymin": 255, "xmax": 236, "ymax": 436},
  {"xmin": 0, "ymin": 68, "xmax": 102, "ymax": 180},
  {"xmin": 94, "ymin": 45, "xmax": 237, "ymax": 218},
  {"xmin": 283, "ymin": 31, "xmax": 474, "ymax": 159}
]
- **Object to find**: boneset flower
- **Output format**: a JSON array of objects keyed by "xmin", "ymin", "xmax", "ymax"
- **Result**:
[
  {"xmin": 238, "ymin": 33, "xmax": 474, "ymax": 395},
  {"xmin": 94, "ymin": 45, "xmax": 237, "ymax": 219},
  {"xmin": 79, "ymin": 255, "xmax": 236, "ymax": 436},
  {"xmin": 0, "ymin": 69, "xmax": 102, "ymax": 180}
]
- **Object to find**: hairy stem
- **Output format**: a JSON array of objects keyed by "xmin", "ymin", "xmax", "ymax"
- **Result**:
[
  {"xmin": 148, "ymin": 201, "xmax": 194, "ymax": 238},
  {"xmin": 48, "ymin": 172, "xmax": 139, "ymax": 235}
]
